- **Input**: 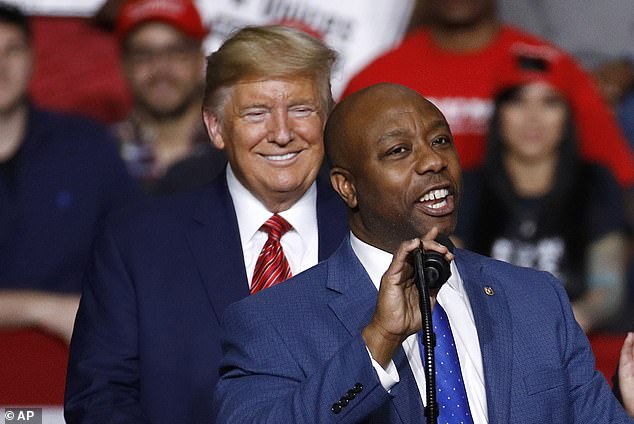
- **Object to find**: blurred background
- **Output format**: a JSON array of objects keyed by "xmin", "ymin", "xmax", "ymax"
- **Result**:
[{"xmin": 1, "ymin": 0, "xmax": 632, "ymax": 422}]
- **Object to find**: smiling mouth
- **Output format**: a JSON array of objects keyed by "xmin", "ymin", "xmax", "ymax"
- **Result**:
[
  {"xmin": 260, "ymin": 152, "xmax": 299, "ymax": 162},
  {"xmin": 418, "ymin": 188, "xmax": 449, "ymax": 209},
  {"xmin": 415, "ymin": 186, "xmax": 456, "ymax": 217}
]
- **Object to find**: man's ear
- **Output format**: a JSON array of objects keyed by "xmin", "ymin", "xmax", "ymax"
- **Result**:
[
  {"xmin": 202, "ymin": 110, "xmax": 225, "ymax": 150},
  {"xmin": 330, "ymin": 167, "xmax": 358, "ymax": 209}
]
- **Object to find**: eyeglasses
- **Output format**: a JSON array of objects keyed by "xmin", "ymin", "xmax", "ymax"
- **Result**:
[{"xmin": 124, "ymin": 42, "xmax": 200, "ymax": 65}]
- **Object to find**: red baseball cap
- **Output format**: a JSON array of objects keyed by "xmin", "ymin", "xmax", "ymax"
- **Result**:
[
  {"xmin": 116, "ymin": 0, "xmax": 208, "ymax": 41},
  {"xmin": 496, "ymin": 42, "xmax": 575, "ymax": 101}
]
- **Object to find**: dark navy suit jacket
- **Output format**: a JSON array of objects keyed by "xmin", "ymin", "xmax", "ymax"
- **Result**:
[
  {"xmin": 214, "ymin": 236, "xmax": 632, "ymax": 423},
  {"xmin": 64, "ymin": 174, "xmax": 347, "ymax": 423}
]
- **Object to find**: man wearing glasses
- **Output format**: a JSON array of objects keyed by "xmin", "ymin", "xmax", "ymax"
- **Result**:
[{"xmin": 114, "ymin": 0, "xmax": 227, "ymax": 195}]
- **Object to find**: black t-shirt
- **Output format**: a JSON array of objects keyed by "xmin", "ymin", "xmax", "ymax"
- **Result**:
[{"xmin": 456, "ymin": 163, "xmax": 626, "ymax": 300}]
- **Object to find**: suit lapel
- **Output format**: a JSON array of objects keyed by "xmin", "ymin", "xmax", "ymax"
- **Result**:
[
  {"xmin": 326, "ymin": 239, "xmax": 424, "ymax": 423},
  {"xmin": 185, "ymin": 175, "xmax": 346, "ymax": 323},
  {"xmin": 390, "ymin": 347, "xmax": 426, "ymax": 423},
  {"xmin": 456, "ymin": 251, "xmax": 513, "ymax": 424},
  {"xmin": 185, "ymin": 177, "xmax": 249, "ymax": 323},
  {"xmin": 325, "ymin": 238, "xmax": 376, "ymax": 336}
]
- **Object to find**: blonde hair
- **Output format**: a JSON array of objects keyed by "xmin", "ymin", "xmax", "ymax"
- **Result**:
[{"xmin": 203, "ymin": 25, "xmax": 337, "ymax": 117}]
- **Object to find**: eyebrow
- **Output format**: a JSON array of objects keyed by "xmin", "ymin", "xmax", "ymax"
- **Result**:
[
  {"xmin": 239, "ymin": 98, "xmax": 318, "ymax": 109},
  {"xmin": 239, "ymin": 103, "xmax": 269, "ymax": 110},
  {"xmin": 426, "ymin": 119, "xmax": 451, "ymax": 132},
  {"xmin": 378, "ymin": 128, "xmax": 410, "ymax": 143},
  {"xmin": 377, "ymin": 119, "xmax": 450, "ymax": 143}
]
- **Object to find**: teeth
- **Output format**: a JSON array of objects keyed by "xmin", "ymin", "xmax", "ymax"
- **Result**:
[
  {"xmin": 430, "ymin": 199, "xmax": 447, "ymax": 209},
  {"xmin": 420, "ymin": 188, "xmax": 449, "ymax": 202},
  {"xmin": 264, "ymin": 152, "xmax": 297, "ymax": 161}
]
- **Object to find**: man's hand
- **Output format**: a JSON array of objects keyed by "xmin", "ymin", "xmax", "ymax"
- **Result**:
[
  {"xmin": 0, "ymin": 290, "xmax": 80, "ymax": 344},
  {"xmin": 619, "ymin": 332, "xmax": 634, "ymax": 417},
  {"xmin": 362, "ymin": 227, "xmax": 454, "ymax": 368}
]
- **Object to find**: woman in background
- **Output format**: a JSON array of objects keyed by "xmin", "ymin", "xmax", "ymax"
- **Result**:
[{"xmin": 456, "ymin": 52, "xmax": 628, "ymax": 333}]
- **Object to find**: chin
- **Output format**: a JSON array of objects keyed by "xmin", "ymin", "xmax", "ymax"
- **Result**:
[
  {"xmin": 271, "ymin": 181, "xmax": 308, "ymax": 198},
  {"xmin": 437, "ymin": 219, "xmax": 457, "ymax": 236},
  {"xmin": 269, "ymin": 167, "xmax": 315, "ymax": 189},
  {"xmin": 416, "ymin": 219, "xmax": 456, "ymax": 238}
]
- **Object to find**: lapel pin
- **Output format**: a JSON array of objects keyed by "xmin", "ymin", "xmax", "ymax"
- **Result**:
[{"xmin": 484, "ymin": 286, "xmax": 494, "ymax": 296}]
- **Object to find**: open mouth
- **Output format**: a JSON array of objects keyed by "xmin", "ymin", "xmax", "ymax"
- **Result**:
[
  {"xmin": 416, "ymin": 187, "xmax": 454, "ymax": 215},
  {"xmin": 419, "ymin": 188, "xmax": 449, "ymax": 209}
]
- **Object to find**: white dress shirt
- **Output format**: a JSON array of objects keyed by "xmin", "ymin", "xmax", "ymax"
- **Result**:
[
  {"xmin": 350, "ymin": 232, "xmax": 489, "ymax": 423},
  {"xmin": 226, "ymin": 165, "xmax": 319, "ymax": 288}
]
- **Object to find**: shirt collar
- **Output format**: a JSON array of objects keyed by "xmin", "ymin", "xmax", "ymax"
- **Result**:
[
  {"xmin": 349, "ymin": 232, "xmax": 392, "ymax": 291},
  {"xmin": 349, "ymin": 231, "xmax": 466, "ymax": 299},
  {"xmin": 226, "ymin": 164, "xmax": 317, "ymax": 246}
]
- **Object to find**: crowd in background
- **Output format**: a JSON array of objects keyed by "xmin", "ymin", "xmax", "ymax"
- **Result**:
[{"xmin": 1, "ymin": 0, "xmax": 633, "ymax": 420}]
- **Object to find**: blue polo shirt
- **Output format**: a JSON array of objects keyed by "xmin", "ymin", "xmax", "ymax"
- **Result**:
[{"xmin": 0, "ymin": 105, "xmax": 140, "ymax": 293}]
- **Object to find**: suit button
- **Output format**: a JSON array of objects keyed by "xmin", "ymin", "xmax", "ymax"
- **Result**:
[
  {"xmin": 331, "ymin": 403, "xmax": 343, "ymax": 414},
  {"xmin": 352, "ymin": 383, "xmax": 363, "ymax": 393},
  {"xmin": 339, "ymin": 397, "xmax": 349, "ymax": 406},
  {"xmin": 345, "ymin": 390, "xmax": 356, "ymax": 400}
]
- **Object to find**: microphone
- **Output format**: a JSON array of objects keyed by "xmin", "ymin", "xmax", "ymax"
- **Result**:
[
  {"xmin": 412, "ymin": 234, "xmax": 453, "ymax": 424},
  {"xmin": 417, "ymin": 234, "xmax": 453, "ymax": 290}
]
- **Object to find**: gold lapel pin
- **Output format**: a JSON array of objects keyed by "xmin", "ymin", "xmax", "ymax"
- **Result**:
[{"xmin": 484, "ymin": 286, "xmax": 494, "ymax": 296}]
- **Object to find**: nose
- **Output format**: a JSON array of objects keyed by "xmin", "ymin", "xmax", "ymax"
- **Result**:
[
  {"xmin": 268, "ymin": 109, "xmax": 293, "ymax": 146},
  {"xmin": 414, "ymin": 143, "xmax": 446, "ymax": 174},
  {"xmin": 528, "ymin": 104, "xmax": 551, "ymax": 126}
]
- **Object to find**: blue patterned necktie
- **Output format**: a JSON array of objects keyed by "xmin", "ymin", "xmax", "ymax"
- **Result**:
[{"xmin": 418, "ymin": 303, "xmax": 474, "ymax": 424}]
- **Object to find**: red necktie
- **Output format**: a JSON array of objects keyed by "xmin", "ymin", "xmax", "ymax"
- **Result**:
[{"xmin": 250, "ymin": 214, "xmax": 293, "ymax": 294}]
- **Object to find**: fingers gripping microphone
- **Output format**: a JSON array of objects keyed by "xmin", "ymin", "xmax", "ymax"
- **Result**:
[
  {"xmin": 412, "ymin": 234, "xmax": 453, "ymax": 424},
  {"xmin": 417, "ymin": 233, "xmax": 453, "ymax": 289}
]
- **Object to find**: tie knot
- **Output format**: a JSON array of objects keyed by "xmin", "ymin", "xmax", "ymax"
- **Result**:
[{"xmin": 261, "ymin": 214, "xmax": 292, "ymax": 240}]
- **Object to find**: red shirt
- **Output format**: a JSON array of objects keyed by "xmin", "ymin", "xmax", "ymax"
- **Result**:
[{"xmin": 343, "ymin": 26, "xmax": 634, "ymax": 187}]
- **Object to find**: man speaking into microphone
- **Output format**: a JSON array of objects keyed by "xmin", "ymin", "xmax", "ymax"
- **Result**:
[{"xmin": 213, "ymin": 83, "xmax": 631, "ymax": 423}]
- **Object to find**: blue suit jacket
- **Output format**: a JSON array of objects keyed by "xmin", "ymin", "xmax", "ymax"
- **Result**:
[
  {"xmin": 64, "ymin": 174, "xmax": 348, "ymax": 423},
  {"xmin": 214, "ymin": 236, "xmax": 632, "ymax": 423}
]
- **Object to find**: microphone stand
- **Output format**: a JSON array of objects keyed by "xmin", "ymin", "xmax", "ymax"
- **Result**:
[{"xmin": 412, "ymin": 248, "xmax": 438, "ymax": 424}]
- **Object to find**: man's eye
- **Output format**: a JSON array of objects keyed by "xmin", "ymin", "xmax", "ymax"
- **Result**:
[
  {"xmin": 243, "ymin": 110, "xmax": 267, "ymax": 121},
  {"xmin": 387, "ymin": 146, "xmax": 408, "ymax": 156},
  {"xmin": 290, "ymin": 106, "xmax": 314, "ymax": 117},
  {"xmin": 432, "ymin": 136, "xmax": 451, "ymax": 146}
]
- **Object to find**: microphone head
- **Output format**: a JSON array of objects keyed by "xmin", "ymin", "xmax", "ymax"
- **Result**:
[
  {"xmin": 412, "ymin": 234, "xmax": 454, "ymax": 290},
  {"xmin": 424, "ymin": 266, "xmax": 440, "ymax": 284},
  {"xmin": 423, "ymin": 252, "xmax": 451, "ymax": 289},
  {"xmin": 423, "ymin": 234, "xmax": 453, "ymax": 289}
]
